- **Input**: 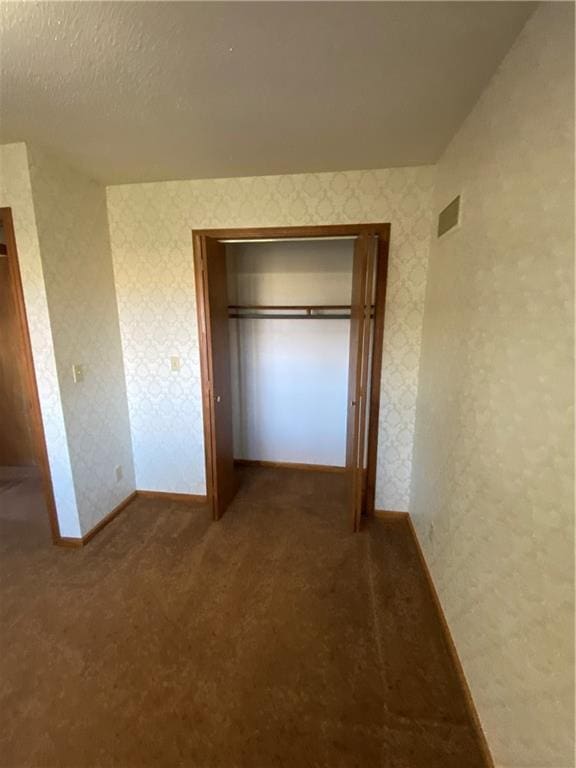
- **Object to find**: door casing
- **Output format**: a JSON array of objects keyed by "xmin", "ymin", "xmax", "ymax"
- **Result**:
[
  {"xmin": 0, "ymin": 207, "xmax": 61, "ymax": 543},
  {"xmin": 192, "ymin": 223, "xmax": 391, "ymax": 527}
]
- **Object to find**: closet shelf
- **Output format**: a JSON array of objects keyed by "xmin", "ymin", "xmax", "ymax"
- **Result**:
[{"xmin": 228, "ymin": 304, "xmax": 352, "ymax": 320}]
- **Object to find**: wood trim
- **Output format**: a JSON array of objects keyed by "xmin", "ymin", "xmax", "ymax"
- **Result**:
[
  {"xmin": 193, "ymin": 224, "xmax": 391, "ymax": 241},
  {"xmin": 56, "ymin": 537, "xmax": 85, "ymax": 549},
  {"xmin": 81, "ymin": 491, "xmax": 138, "ymax": 544},
  {"xmin": 193, "ymin": 222, "xmax": 391, "ymax": 527},
  {"xmin": 195, "ymin": 235, "xmax": 239, "ymax": 521},
  {"xmin": 57, "ymin": 490, "xmax": 207, "ymax": 548},
  {"xmin": 234, "ymin": 459, "xmax": 345, "ymax": 473},
  {"xmin": 57, "ymin": 491, "xmax": 138, "ymax": 548},
  {"xmin": 364, "ymin": 235, "xmax": 390, "ymax": 517},
  {"xmin": 193, "ymin": 232, "xmax": 218, "ymax": 519},
  {"xmin": 136, "ymin": 490, "xmax": 208, "ymax": 503},
  {"xmin": 355, "ymin": 233, "xmax": 376, "ymax": 530},
  {"xmin": 0, "ymin": 207, "xmax": 61, "ymax": 544},
  {"xmin": 373, "ymin": 509, "xmax": 409, "ymax": 520},
  {"xmin": 345, "ymin": 235, "xmax": 368, "ymax": 532},
  {"xmin": 405, "ymin": 514, "xmax": 495, "ymax": 767}
]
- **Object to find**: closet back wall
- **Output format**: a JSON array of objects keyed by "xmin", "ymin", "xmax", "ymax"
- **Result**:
[
  {"xmin": 227, "ymin": 240, "xmax": 353, "ymax": 467},
  {"xmin": 107, "ymin": 166, "xmax": 434, "ymax": 510}
]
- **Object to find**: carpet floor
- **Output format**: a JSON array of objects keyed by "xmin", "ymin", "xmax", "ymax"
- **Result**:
[{"xmin": 0, "ymin": 467, "xmax": 488, "ymax": 767}]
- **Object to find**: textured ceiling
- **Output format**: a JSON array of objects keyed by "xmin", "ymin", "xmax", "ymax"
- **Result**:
[{"xmin": 0, "ymin": 2, "xmax": 534, "ymax": 185}]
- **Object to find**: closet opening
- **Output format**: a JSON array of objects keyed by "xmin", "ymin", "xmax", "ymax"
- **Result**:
[{"xmin": 193, "ymin": 224, "xmax": 390, "ymax": 532}]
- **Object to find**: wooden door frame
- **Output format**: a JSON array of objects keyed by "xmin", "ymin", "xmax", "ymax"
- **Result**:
[
  {"xmin": 0, "ymin": 207, "xmax": 61, "ymax": 543},
  {"xmin": 192, "ymin": 222, "xmax": 391, "ymax": 522}
]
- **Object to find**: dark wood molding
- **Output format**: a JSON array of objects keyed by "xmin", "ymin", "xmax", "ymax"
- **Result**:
[
  {"xmin": 0, "ymin": 207, "xmax": 61, "ymax": 544},
  {"xmin": 355, "ymin": 233, "xmax": 376, "ymax": 530},
  {"xmin": 136, "ymin": 490, "xmax": 207, "ymax": 503},
  {"xmin": 373, "ymin": 509, "xmax": 409, "ymax": 520},
  {"xmin": 193, "ymin": 234, "xmax": 239, "ymax": 521},
  {"xmin": 346, "ymin": 233, "xmax": 369, "ymax": 532},
  {"xmin": 193, "ymin": 224, "xmax": 391, "ymax": 241},
  {"xmin": 234, "ymin": 459, "xmax": 345, "ymax": 473},
  {"xmin": 404, "ymin": 514, "xmax": 495, "ymax": 767},
  {"xmin": 193, "ymin": 231, "xmax": 217, "ymax": 519},
  {"xmin": 56, "ymin": 537, "xmax": 85, "ymax": 549},
  {"xmin": 364, "ymin": 235, "xmax": 390, "ymax": 516},
  {"xmin": 58, "ymin": 491, "xmax": 138, "ymax": 548},
  {"xmin": 57, "ymin": 490, "xmax": 207, "ymax": 548}
]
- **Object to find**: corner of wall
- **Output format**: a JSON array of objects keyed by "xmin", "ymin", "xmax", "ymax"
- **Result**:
[
  {"xmin": 25, "ymin": 144, "xmax": 136, "ymax": 536},
  {"xmin": 409, "ymin": 5, "xmax": 574, "ymax": 766},
  {"xmin": 0, "ymin": 142, "xmax": 81, "ymax": 537}
]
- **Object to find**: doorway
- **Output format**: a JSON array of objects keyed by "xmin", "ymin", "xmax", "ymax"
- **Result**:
[
  {"xmin": 193, "ymin": 224, "xmax": 390, "ymax": 531},
  {"xmin": 0, "ymin": 207, "xmax": 60, "ymax": 543}
]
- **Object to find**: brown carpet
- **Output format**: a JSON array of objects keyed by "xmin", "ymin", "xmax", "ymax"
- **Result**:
[{"xmin": 0, "ymin": 467, "xmax": 488, "ymax": 767}]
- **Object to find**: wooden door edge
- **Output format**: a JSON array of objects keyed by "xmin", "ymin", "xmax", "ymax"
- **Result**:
[
  {"xmin": 0, "ymin": 207, "xmax": 61, "ymax": 544},
  {"xmin": 192, "ymin": 232, "xmax": 218, "ymax": 520},
  {"xmin": 192, "ymin": 222, "xmax": 391, "ymax": 530},
  {"xmin": 355, "ymin": 234, "xmax": 377, "ymax": 531},
  {"xmin": 364, "ymin": 235, "xmax": 391, "ymax": 518}
]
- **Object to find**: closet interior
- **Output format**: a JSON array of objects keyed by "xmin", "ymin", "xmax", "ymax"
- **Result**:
[
  {"xmin": 227, "ymin": 238, "xmax": 354, "ymax": 471},
  {"xmin": 193, "ymin": 225, "xmax": 390, "ymax": 531}
]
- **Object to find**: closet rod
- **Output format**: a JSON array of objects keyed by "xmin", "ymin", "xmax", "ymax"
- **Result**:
[
  {"xmin": 229, "ymin": 313, "xmax": 351, "ymax": 320},
  {"xmin": 227, "ymin": 304, "xmax": 373, "ymax": 320},
  {"xmin": 228, "ymin": 304, "xmax": 352, "ymax": 319},
  {"xmin": 220, "ymin": 236, "xmax": 357, "ymax": 243},
  {"xmin": 228, "ymin": 304, "xmax": 351, "ymax": 311}
]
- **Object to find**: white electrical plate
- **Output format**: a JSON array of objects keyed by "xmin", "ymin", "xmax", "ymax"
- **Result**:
[{"xmin": 72, "ymin": 364, "xmax": 84, "ymax": 383}]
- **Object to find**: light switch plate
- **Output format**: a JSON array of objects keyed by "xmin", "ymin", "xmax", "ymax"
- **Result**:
[
  {"xmin": 170, "ymin": 356, "xmax": 181, "ymax": 372},
  {"xmin": 72, "ymin": 364, "xmax": 84, "ymax": 383}
]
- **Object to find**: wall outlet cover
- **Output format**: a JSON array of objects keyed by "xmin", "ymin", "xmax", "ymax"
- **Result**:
[{"xmin": 72, "ymin": 364, "xmax": 84, "ymax": 383}]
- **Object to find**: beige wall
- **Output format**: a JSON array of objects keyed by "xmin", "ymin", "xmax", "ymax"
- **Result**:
[
  {"xmin": 27, "ymin": 147, "xmax": 135, "ymax": 535},
  {"xmin": 0, "ymin": 143, "xmax": 135, "ymax": 537},
  {"xmin": 107, "ymin": 166, "xmax": 435, "ymax": 510},
  {"xmin": 3, "ymin": 4, "xmax": 574, "ymax": 759},
  {"xmin": 410, "ymin": 5, "xmax": 574, "ymax": 767},
  {"xmin": 0, "ymin": 143, "xmax": 80, "ymax": 536}
]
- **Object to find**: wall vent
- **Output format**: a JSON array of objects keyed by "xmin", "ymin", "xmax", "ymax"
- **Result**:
[{"xmin": 437, "ymin": 195, "xmax": 461, "ymax": 237}]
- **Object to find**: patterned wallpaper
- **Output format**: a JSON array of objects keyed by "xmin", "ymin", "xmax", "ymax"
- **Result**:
[
  {"xmin": 28, "ymin": 147, "xmax": 135, "ymax": 535},
  {"xmin": 0, "ymin": 143, "xmax": 80, "ymax": 537},
  {"xmin": 107, "ymin": 166, "xmax": 435, "ymax": 510},
  {"xmin": 2, "ymin": 7, "xmax": 572, "ymax": 763},
  {"xmin": 410, "ymin": 5, "xmax": 574, "ymax": 767}
]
